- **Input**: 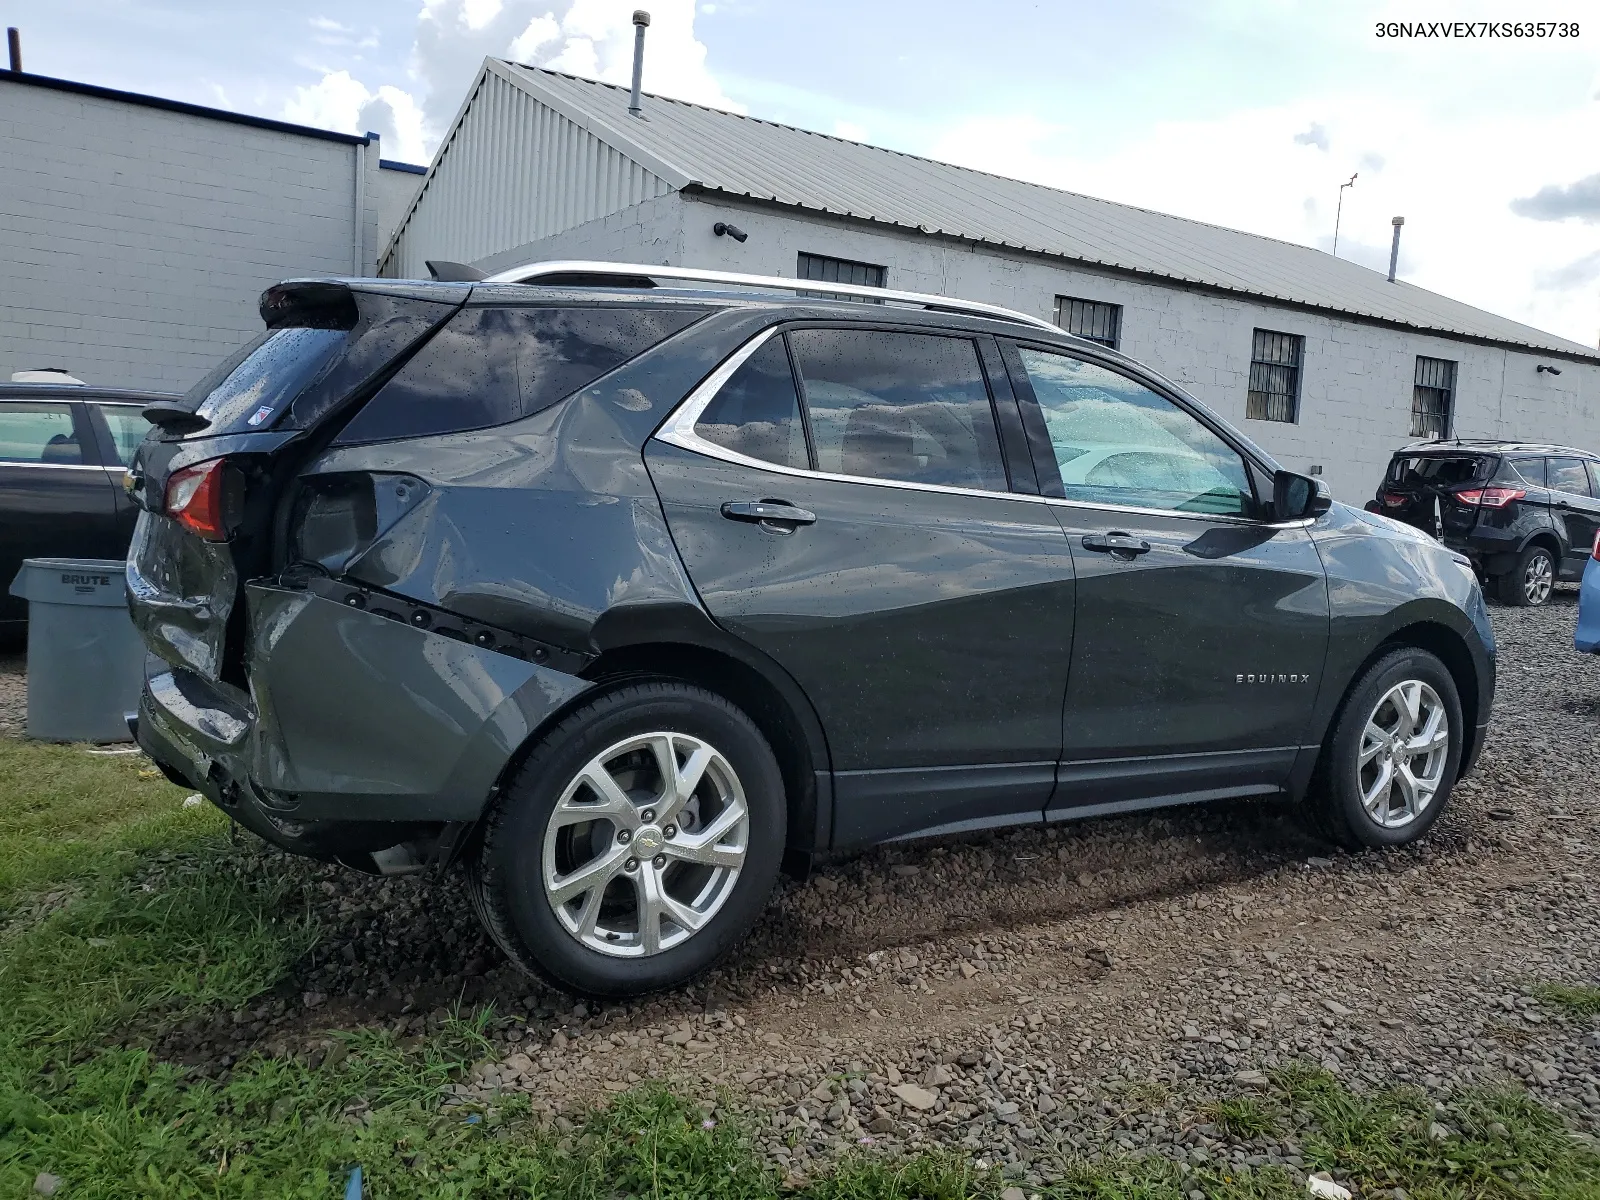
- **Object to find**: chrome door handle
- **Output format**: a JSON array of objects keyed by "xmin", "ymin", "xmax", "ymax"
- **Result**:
[
  {"xmin": 1081, "ymin": 532, "xmax": 1151, "ymax": 557},
  {"xmin": 721, "ymin": 500, "xmax": 817, "ymax": 530}
]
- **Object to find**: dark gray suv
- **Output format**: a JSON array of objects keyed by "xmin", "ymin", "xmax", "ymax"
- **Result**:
[{"xmin": 126, "ymin": 263, "xmax": 1496, "ymax": 996}]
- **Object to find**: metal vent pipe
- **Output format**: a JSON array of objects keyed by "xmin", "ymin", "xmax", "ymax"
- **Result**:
[
  {"xmin": 628, "ymin": 11, "xmax": 650, "ymax": 116},
  {"xmin": 1387, "ymin": 216, "xmax": 1405, "ymax": 283}
]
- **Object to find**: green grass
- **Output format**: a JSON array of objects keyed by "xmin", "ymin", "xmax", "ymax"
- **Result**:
[
  {"xmin": 1532, "ymin": 982, "xmax": 1600, "ymax": 1019},
  {"xmin": 0, "ymin": 736, "xmax": 220, "ymax": 912},
  {"xmin": 2, "ymin": 736, "xmax": 1600, "ymax": 1196}
]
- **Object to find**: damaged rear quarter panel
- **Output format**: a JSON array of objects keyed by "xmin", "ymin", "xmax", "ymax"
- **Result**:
[{"xmin": 244, "ymin": 583, "xmax": 591, "ymax": 820}]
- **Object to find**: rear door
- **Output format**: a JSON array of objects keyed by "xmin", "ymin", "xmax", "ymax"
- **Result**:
[
  {"xmin": 83, "ymin": 400, "xmax": 151, "ymax": 552},
  {"xmin": 648, "ymin": 324, "xmax": 1077, "ymax": 848},
  {"xmin": 0, "ymin": 399, "xmax": 119, "ymax": 624},
  {"xmin": 1001, "ymin": 342, "xmax": 1329, "ymax": 813},
  {"xmin": 1547, "ymin": 456, "xmax": 1600, "ymax": 578}
]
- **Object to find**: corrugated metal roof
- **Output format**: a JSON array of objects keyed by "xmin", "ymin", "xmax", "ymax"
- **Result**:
[{"xmin": 499, "ymin": 62, "xmax": 1598, "ymax": 361}]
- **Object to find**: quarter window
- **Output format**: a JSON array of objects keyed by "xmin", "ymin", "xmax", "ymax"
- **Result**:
[
  {"xmin": 1017, "ymin": 348, "xmax": 1255, "ymax": 517},
  {"xmin": 1412, "ymin": 356, "xmax": 1456, "ymax": 440},
  {"xmin": 786, "ymin": 328, "xmax": 1007, "ymax": 491},
  {"xmin": 1054, "ymin": 297, "xmax": 1122, "ymax": 349},
  {"xmin": 0, "ymin": 402, "xmax": 82, "ymax": 465},
  {"xmin": 1246, "ymin": 329, "xmax": 1303, "ymax": 423},
  {"xmin": 694, "ymin": 339, "xmax": 809, "ymax": 470},
  {"xmin": 1547, "ymin": 457, "xmax": 1593, "ymax": 497}
]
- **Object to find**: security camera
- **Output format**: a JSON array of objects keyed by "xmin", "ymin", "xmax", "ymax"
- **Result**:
[
  {"xmin": 1537, "ymin": 364, "xmax": 1562, "ymax": 375},
  {"xmin": 713, "ymin": 222, "xmax": 748, "ymax": 243}
]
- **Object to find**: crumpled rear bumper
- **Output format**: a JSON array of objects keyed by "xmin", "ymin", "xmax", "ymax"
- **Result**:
[{"xmin": 135, "ymin": 582, "xmax": 594, "ymax": 854}]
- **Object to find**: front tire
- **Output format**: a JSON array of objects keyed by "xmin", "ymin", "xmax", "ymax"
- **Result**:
[
  {"xmin": 1496, "ymin": 543, "xmax": 1555, "ymax": 607},
  {"xmin": 1310, "ymin": 647, "xmax": 1463, "ymax": 849},
  {"xmin": 468, "ymin": 681, "xmax": 786, "ymax": 998}
]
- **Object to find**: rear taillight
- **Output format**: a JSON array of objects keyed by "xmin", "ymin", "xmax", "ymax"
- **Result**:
[
  {"xmin": 165, "ymin": 458, "xmax": 230, "ymax": 541},
  {"xmin": 1454, "ymin": 486, "xmax": 1525, "ymax": 509},
  {"xmin": 1592, "ymin": 530, "xmax": 1600, "ymax": 562},
  {"xmin": 1381, "ymin": 492, "xmax": 1408, "ymax": 508}
]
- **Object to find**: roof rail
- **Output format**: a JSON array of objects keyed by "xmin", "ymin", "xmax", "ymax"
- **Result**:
[
  {"xmin": 1398, "ymin": 438, "xmax": 1591, "ymax": 455},
  {"xmin": 479, "ymin": 260, "xmax": 1060, "ymax": 332}
]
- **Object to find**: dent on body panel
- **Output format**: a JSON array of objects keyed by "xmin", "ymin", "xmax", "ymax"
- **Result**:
[{"xmin": 243, "ymin": 584, "xmax": 583, "ymax": 803}]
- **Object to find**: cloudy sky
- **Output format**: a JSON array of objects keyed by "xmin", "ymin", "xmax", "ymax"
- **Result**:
[{"xmin": 11, "ymin": 0, "xmax": 1600, "ymax": 345}]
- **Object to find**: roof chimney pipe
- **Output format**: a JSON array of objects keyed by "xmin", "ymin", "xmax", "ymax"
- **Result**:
[
  {"xmin": 1387, "ymin": 216, "xmax": 1405, "ymax": 283},
  {"xmin": 628, "ymin": 11, "xmax": 650, "ymax": 117},
  {"xmin": 7, "ymin": 27, "xmax": 21, "ymax": 72}
]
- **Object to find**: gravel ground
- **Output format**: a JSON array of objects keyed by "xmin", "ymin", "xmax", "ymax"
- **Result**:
[
  {"xmin": 0, "ymin": 649, "xmax": 24, "ymax": 738},
  {"xmin": 23, "ymin": 596, "xmax": 1600, "ymax": 1187}
]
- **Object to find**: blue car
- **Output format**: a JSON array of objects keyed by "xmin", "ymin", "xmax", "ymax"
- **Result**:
[{"xmin": 1578, "ymin": 537, "xmax": 1600, "ymax": 653}]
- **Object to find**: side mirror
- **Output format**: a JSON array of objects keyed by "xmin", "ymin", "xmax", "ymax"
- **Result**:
[{"xmin": 1273, "ymin": 470, "xmax": 1332, "ymax": 522}]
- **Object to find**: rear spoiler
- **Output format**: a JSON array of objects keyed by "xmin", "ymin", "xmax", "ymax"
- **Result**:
[{"xmin": 426, "ymin": 260, "xmax": 487, "ymax": 283}]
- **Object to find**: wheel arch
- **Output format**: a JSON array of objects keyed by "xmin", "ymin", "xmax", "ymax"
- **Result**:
[{"xmin": 1299, "ymin": 618, "xmax": 1485, "ymax": 804}]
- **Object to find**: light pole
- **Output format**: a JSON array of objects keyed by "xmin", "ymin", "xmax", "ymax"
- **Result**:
[{"xmin": 1332, "ymin": 173, "xmax": 1358, "ymax": 257}]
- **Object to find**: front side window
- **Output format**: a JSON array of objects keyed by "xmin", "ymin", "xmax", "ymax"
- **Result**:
[
  {"xmin": 787, "ymin": 328, "xmax": 1007, "ymax": 491},
  {"xmin": 695, "ymin": 339, "xmax": 809, "ymax": 470},
  {"xmin": 1017, "ymin": 347, "xmax": 1255, "ymax": 517},
  {"xmin": 95, "ymin": 404, "xmax": 148, "ymax": 466},
  {"xmin": 1548, "ymin": 456, "xmax": 1593, "ymax": 497},
  {"xmin": 0, "ymin": 402, "xmax": 82, "ymax": 465}
]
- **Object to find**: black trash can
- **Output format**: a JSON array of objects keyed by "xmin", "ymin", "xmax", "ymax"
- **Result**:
[{"xmin": 7, "ymin": 558, "xmax": 143, "ymax": 743}]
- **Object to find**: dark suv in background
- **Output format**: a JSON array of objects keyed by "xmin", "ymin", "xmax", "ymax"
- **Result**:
[
  {"xmin": 125, "ymin": 262, "xmax": 1495, "ymax": 997},
  {"xmin": 1370, "ymin": 440, "xmax": 1600, "ymax": 606}
]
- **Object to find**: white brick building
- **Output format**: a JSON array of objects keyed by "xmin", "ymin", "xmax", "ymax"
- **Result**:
[
  {"xmin": 0, "ymin": 71, "xmax": 424, "ymax": 392},
  {"xmin": 383, "ymin": 61, "xmax": 1600, "ymax": 503}
]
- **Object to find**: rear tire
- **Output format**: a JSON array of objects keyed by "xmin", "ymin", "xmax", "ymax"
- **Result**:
[
  {"xmin": 1496, "ymin": 543, "xmax": 1555, "ymax": 607},
  {"xmin": 1309, "ymin": 647, "xmax": 1463, "ymax": 850},
  {"xmin": 468, "ymin": 681, "xmax": 785, "ymax": 998}
]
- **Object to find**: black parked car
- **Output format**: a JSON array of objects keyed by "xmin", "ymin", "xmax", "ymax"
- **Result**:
[
  {"xmin": 1, "ymin": 381, "xmax": 172, "ymax": 635},
  {"xmin": 125, "ymin": 263, "xmax": 1496, "ymax": 997},
  {"xmin": 1369, "ymin": 440, "xmax": 1600, "ymax": 607}
]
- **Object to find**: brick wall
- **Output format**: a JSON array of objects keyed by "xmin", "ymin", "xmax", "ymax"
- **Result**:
[{"xmin": 0, "ymin": 79, "xmax": 380, "ymax": 393}]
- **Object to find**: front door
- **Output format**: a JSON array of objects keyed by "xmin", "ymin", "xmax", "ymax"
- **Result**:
[
  {"xmin": 1001, "ymin": 343, "xmax": 1330, "ymax": 814},
  {"xmin": 648, "ymin": 325, "xmax": 1077, "ymax": 848},
  {"xmin": 0, "ymin": 399, "xmax": 120, "ymax": 625}
]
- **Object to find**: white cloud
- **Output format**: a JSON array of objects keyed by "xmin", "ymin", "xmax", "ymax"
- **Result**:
[
  {"xmin": 929, "ymin": 89, "xmax": 1600, "ymax": 347},
  {"xmin": 282, "ymin": 71, "xmax": 429, "ymax": 163}
]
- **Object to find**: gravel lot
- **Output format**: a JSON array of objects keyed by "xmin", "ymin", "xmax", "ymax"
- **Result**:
[
  {"xmin": 19, "ymin": 596, "xmax": 1600, "ymax": 1188},
  {"xmin": 0, "ymin": 649, "xmax": 24, "ymax": 738}
]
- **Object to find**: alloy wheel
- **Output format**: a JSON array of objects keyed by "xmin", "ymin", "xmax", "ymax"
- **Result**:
[
  {"xmin": 541, "ymin": 732, "xmax": 749, "ymax": 957},
  {"xmin": 1356, "ymin": 680, "xmax": 1451, "ymax": 829},
  {"xmin": 1525, "ymin": 552, "xmax": 1554, "ymax": 605}
]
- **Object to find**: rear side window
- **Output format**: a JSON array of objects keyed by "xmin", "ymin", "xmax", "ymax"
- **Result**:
[
  {"xmin": 1548, "ymin": 457, "xmax": 1594, "ymax": 497},
  {"xmin": 95, "ymin": 404, "xmax": 147, "ymax": 465},
  {"xmin": 337, "ymin": 305, "xmax": 704, "ymax": 444},
  {"xmin": 786, "ymin": 328, "xmax": 1007, "ymax": 491},
  {"xmin": 695, "ymin": 339, "xmax": 809, "ymax": 470},
  {"xmin": 1508, "ymin": 457, "xmax": 1546, "ymax": 486},
  {"xmin": 0, "ymin": 402, "xmax": 82, "ymax": 464}
]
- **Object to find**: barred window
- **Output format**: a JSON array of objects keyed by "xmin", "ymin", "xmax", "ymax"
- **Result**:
[
  {"xmin": 797, "ymin": 252, "xmax": 885, "ymax": 289},
  {"xmin": 1246, "ymin": 329, "xmax": 1303, "ymax": 423},
  {"xmin": 1411, "ymin": 356, "xmax": 1456, "ymax": 440},
  {"xmin": 1053, "ymin": 296, "xmax": 1122, "ymax": 348}
]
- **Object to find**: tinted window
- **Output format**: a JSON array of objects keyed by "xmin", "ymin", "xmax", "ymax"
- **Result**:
[
  {"xmin": 339, "ymin": 305, "xmax": 704, "ymax": 444},
  {"xmin": 1018, "ymin": 348, "xmax": 1254, "ymax": 516},
  {"xmin": 787, "ymin": 329, "xmax": 1006, "ymax": 491},
  {"xmin": 1509, "ymin": 457, "xmax": 1547, "ymax": 486},
  {"xmin": 1548, "ymin": 457, "xmax": 1593, "ymax": 497},
  {"xmin": 696, "ymin": 339, "xmax": 808, "ymax": 469},
  {"xmin": 0, "ymin": 402, "xmax": 82, "ymax": 464},
  {"xmin": 188, "ymin": 327, "xmax": 348, "ymax": 438},
  {"xmin": 95, "ymin": 404, "xmax": 147, "ymax": 466}
]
